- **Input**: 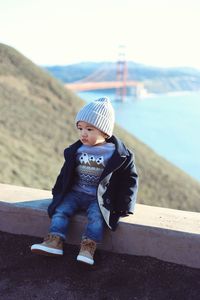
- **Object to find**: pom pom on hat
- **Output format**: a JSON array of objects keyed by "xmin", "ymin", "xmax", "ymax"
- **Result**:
[{"xmin": 75, "ymin": 97, "xmax": 115, "ymax": 137}]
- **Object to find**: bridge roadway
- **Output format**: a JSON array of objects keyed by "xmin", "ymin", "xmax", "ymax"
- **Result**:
[{"xmin": 65, "ymin": 80, "xmax": 144, "ymax": 92}]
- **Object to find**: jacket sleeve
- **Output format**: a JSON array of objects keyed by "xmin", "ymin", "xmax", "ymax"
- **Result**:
[
  {"xmin": 115, "ymin": 150, "xmax": 139, "ymax": 214},
  {"xmin": 47, "ymin": 161, "xmax": 66, "ymax": 218},
  {"xmin": 51, "ymin": 161, "xmax": 66, "ymax": 197},
  {"xmin": 51, "ymin": 146, "xmax": 72, "ymax": 197}
]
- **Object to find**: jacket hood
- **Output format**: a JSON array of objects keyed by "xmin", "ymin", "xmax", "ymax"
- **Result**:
[{"xmin": 107, "ymin": 135, "xmax": 130, "ymax": 157}]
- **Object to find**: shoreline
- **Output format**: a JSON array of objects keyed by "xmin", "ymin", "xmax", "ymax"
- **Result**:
[{"xmin": 139, "ymin": 90, "xmax": 200, "ymax": 99}]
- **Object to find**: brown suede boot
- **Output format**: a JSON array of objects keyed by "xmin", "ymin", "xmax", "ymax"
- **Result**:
[
  {"xmin": 77, "ymin": 238, "xmax": 97, "ymax": 265},
  {"xmin": 31, "ymin": 234, "xmax": 63, "ymax": 256}
]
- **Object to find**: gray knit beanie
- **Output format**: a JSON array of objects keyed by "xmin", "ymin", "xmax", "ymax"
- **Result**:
[{"xmin": 75, "ymin": 97, "xmax": 115, "ymax": 137}]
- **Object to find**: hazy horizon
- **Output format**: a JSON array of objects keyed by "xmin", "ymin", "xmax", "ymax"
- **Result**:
[{"xmin": 1, "ymin": 0, "xmax": 200, "ymax": 70}]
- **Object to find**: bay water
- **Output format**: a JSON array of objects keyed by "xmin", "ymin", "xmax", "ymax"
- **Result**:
[{"xmin": 78, "ymin": 91, "xmax": 200, "ymax": 182}]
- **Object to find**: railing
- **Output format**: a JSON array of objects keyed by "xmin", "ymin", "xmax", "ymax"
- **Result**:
[{"xmin": 65, "ymin": 81, "xmax": 144, "ymax": 91}]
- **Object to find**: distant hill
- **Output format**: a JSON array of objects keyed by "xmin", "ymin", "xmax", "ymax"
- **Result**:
[
  {"xmin": 1, "ymin": 43, "xmax": 200, "ymax": 212},
  {"xmin": 45, "ymin": 62, "xmax": 200, "ymax": 94}
]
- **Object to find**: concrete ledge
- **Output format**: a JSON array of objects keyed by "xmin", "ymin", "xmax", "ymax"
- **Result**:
[{"xmin": 0, "ymin": 183, "xmax": 200, "ymax": 269}]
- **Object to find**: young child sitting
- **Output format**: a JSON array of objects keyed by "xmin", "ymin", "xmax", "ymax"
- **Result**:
[{"xmin": 31, "ymin": 97, "xmax": 138, "ymax": 265}]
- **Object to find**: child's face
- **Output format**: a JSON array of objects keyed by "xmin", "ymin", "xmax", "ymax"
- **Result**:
[{"xmin": 77, "ymin": 121, "xmax": 107, "ymax": 146}]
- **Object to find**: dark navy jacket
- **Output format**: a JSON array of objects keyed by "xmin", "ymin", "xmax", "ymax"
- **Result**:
[{"xmin": 48, "ymin": 135, "xmax": 138, "ymax": 231}]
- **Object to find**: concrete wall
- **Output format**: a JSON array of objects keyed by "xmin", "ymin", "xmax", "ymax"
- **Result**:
[{"xmin": 0, "ymin": 183, "xmax": 199, "ymax": 269}]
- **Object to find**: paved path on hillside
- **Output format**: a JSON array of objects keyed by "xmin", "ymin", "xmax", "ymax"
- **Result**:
[{"xmin": 0, "ymin": 231, "xmax": 200, "ymax": 300}]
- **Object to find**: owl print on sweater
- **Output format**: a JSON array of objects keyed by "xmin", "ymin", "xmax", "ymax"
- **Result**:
[{"xmin": 72, "ymin": 144, "xmax": 115, "ymax": 195}]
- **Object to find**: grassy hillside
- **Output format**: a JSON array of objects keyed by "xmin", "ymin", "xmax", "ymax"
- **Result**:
[{"xmin": 0, "ymin": 43, "xmax": 200, "ymax": 212}]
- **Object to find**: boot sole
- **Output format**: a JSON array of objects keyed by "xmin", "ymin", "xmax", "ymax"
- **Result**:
[
  {"xmin": 31, "ymin": 245, "xmax": 63, "ymax": 256},
  {"xmin": 77, "ymin": 254, "xmax": 94, "ymax": 265}
]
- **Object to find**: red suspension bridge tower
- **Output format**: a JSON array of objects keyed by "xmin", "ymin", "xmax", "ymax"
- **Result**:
[{"xmin": 116, "ymin": 45, "xmax": 128, "ymax": 102}]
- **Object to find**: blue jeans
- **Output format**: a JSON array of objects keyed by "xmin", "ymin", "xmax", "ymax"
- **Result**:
[{"xmin": 49, "ymin": 190, "xmax": 105, "ymax": 242}]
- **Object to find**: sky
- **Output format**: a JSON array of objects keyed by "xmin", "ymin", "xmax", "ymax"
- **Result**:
[{"xmin": 0, "ymin": 0, "xmax": 200, "ymax": 69}]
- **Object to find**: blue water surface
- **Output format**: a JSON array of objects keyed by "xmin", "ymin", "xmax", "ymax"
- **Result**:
[{"xmin": 78, "ymin": 91, "xmax": 200, "ymax": 182}]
